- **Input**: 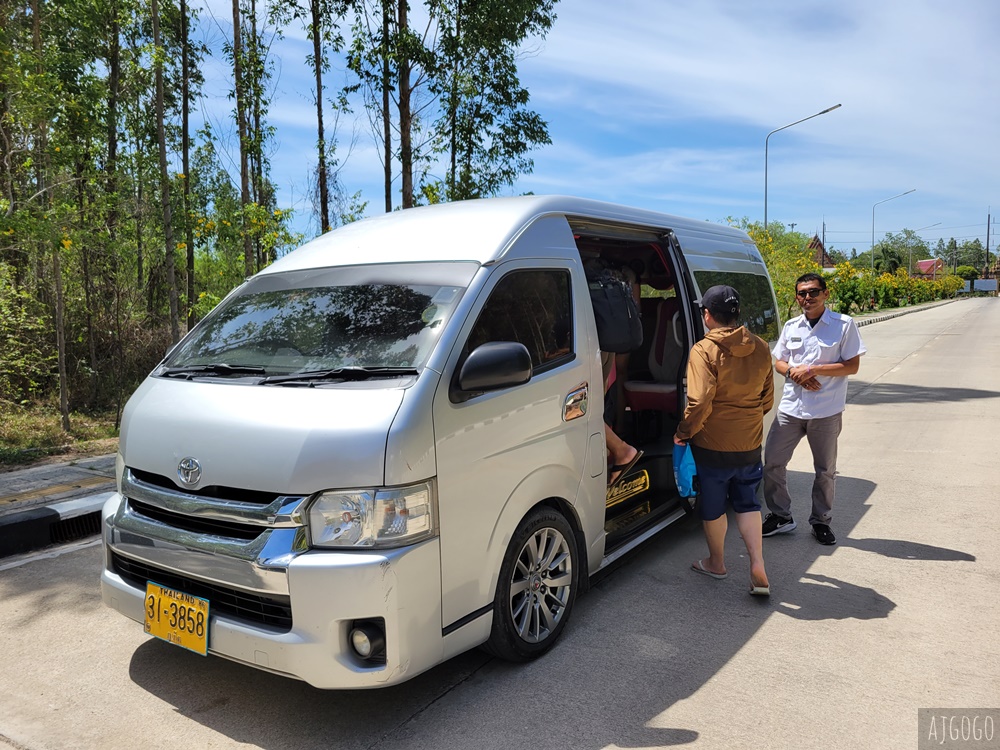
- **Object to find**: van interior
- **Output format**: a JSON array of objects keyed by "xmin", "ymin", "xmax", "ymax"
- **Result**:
[{"xmin": 570, "ymin": 219, "xmax": 699, "ymax": 554}]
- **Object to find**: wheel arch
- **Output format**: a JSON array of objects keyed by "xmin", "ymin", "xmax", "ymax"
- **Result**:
[{"xmin": 482, "ymin": 466, "xmax": 588, "ymax": 609}]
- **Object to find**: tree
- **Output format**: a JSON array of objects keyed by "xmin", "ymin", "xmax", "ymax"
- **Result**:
[
  {"xmin": 272, "ymin": 0, "xmax": 350, "ymax": 233},
  {"xmin": 347, "ymin": 0, "xmax": 432, "ymax": 210},
  {"xmin": 428, "ymin": 0, "xmax": 555, "ymax": 201},
  {"xmin": 959, "ymin": 239, "xmax": 984, "ymax": 270},
  {"xmin": 955, "ymin": 265, "xmax": 979, "ymax": 281},
  {"xmin": 347, "ymin": 0, "xmax": 557, "ymax": 210},
  {"xmin": 230, "ymin": 0, "xmax": 253, "ymax": 277},
  {"xmin": 874, "ymin": 245, "xmax": 903, "ymax": 274},
  {"xmin": 0, "ymin": 0, "xmax": 302, "ymax": 434},
  {"xmin": 826, "ymin": 247, "xmax": 849, "ymax": 265},
  {"xmin": 883, "ymin": 229, "xmax": 931, "ymax": 273},
  {"xmin": 151, "ymin": 0, "xmax": 181, "ymax": 344},
  {"xmin": 726, "ymin": 218, "xmax": 818, "ymax": 321},
  {"xmin": 934, "ymin": 237, "xmax": 959, "ymax": 269},
  {"xmin": 31, "ymin": 0, "xmax": 71, "ymax": 430}
]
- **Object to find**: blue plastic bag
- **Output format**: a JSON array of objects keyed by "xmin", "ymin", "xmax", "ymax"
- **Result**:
[{"xmin": 673, "ymin": 443, "xmax": 697, "ymax": 498}]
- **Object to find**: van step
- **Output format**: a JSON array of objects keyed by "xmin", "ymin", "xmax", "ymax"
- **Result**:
[{"xmin": 598, "ymin": 506, "xmax": 687, "ymax": 571}]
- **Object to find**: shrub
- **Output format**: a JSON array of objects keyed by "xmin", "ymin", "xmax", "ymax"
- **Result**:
[
  {"xmin": 826, "ymin": 262, "xmax": 963, "ymax": 314},
  {"xmin": 0, "ymin": 263, "xmax": 55, "ymax": 403}
]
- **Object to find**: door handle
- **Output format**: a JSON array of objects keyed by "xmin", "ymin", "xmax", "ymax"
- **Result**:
[{"xmin": 564, "ymin": 383, "xmax": 588, "ymax": 421}]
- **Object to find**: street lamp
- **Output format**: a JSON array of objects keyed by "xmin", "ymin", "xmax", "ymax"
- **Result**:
[
  {"xmin": 764, "ymin": 104, "xmax": 842, "ymax": 231},
  {"xmin": 910, "ymin": 222, "xmax": 941, "ymax": 275},
  {"xmin": 871, "ymin": 189, "xmax": 916, "ymax": 272}
]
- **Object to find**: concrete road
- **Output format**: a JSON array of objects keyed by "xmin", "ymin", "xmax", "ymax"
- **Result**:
[{"xmin": 1, "ymin": 298, "xmax": 997, "ymax": 750}]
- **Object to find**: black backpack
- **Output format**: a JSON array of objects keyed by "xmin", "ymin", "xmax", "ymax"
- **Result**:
[{"xmin": 587, "ymin": 266, "xmax": 643, "ymax": 353}]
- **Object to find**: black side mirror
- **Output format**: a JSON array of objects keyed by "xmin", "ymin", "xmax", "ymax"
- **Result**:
[{"xmin": 453, "ymin": 342, "xmax": 532, "ymax": 402}]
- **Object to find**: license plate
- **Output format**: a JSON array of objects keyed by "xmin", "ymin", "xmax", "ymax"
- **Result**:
[{"xmin": 144, "ymin": 581, "xmax": 209, "ymax": 656}]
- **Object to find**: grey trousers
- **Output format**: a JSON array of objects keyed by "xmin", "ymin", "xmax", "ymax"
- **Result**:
[{"xmin": 763, "ymin": 411, "xmax": 843, "ymax": 526}]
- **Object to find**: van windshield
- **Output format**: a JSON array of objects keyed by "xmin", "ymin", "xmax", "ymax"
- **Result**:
[{"xmin": 161, "ymin": 262, "xmax": 477, "ymax": 376}]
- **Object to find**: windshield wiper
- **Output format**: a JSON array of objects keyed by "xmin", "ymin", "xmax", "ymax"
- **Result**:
[
  {"xmin": 259, "ymin": 366, "xmax": 419, "ymax": 386},
  {"xmin": 159, "ymin": 363, "xmax": 268, "ymax": 379}
]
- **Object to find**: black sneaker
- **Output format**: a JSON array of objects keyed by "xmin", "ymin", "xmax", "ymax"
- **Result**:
[
  {"xmin": 761, "ymin": 513, "xmax": 797, "ymax": 537},
  {"xmin": 812, "ymin": 523, "xmax": 836, "ymax": 545}
]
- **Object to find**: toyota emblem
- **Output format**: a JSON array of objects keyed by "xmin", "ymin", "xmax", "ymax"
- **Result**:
[{"xmin": 177, "ymin": 457, "xmax": 202, "ymax": 487}]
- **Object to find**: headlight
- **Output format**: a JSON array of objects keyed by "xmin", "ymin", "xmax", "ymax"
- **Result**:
[{"xmin": 308, "ymin": 481, "xmax": 437, "ymax": 549}]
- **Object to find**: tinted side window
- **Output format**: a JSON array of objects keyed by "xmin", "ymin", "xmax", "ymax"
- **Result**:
[
  {"xmin": 467, "ymin": 270, "xmax": 573, "ymax": 370},
  {"xmin": 694, "ymin": 270, "xmax": 779, "ymax": 342}
]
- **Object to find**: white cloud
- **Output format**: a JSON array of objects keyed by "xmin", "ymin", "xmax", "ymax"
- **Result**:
[{"xmin": 190, "ymin": 0, "xmax": 1000, "ymax": 249}]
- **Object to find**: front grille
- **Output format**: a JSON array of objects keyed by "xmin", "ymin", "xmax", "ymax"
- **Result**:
[
  {"xmin": 111, "ymin": 551, "xmax": 293, "ymax": 631},
  {"xmin": 130, "ymin": 468, "xmax": 282, "ymax": 505},
  {"xmin": 127, "ymin": 499, "xmax": 263, "ymax": 541}
]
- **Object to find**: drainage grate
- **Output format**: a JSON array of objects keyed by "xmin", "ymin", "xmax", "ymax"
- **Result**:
[{"xmin": 50, "ymin": 512, "xmax": 102, "ymax": 544}]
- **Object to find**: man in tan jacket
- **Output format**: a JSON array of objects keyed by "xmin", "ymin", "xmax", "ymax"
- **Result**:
[{"xmin": 674, "ymin": 285, "xmax": 774, "ymax": 595}]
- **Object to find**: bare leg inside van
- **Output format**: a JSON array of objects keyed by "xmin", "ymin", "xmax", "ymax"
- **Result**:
[
  {"xmin": 604, "ymin": 351, "xmax": 641, "ymax": 487},
  {"xmin": 613, "ymin": 352, "xmax": 630, "ymax": 434},
  {"xmin": 605, "ymin": 424, "xmax": 639, "ymax": 487}
]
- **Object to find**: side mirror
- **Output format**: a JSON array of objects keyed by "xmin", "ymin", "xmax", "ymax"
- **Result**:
[{"xmin": 454, "ymin": 342, "xmax": 532, "ymax": 402}]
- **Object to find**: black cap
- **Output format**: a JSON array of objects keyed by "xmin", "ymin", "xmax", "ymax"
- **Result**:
[{"xmin": 701, "ymin": 285, "xmax": 740, "ymax": 316}]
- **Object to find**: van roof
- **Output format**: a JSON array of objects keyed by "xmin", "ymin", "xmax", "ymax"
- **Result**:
[{"xmin": 262, "ymin": 194, "xmax": 753, "ymax": 274}]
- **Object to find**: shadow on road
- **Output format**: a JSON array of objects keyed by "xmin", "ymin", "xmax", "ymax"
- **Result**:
[
  {"xmin": 773, "ymin": 573, "xmax": 895, "ymax": 621},
  {"xmin": 114, "ymin": 471, "xmax": 977, "ymax": 750},
  {"xmin": 839, "ymin": 537, "xmax": 975, "ymax": 562},
  {"xmin": 848, "ymin": 380, "xmax": 1000, "ymax": 405}
]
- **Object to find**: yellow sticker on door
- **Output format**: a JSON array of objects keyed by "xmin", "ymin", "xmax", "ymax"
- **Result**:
[{"xmin": 606, "ymin": 470, "xmax": 650, "ymax": 508}]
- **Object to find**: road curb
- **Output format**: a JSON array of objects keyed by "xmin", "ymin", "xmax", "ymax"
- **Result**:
[
  {"xmin": 854, "ymin": 299, "xmax": 956, "ymax": 328},
  {"xmin": 0, "ymin": 492, "xmax": 112, "ymax": 559}
]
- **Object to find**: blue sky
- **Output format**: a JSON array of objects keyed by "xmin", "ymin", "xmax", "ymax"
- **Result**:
[{"xmin": 194, "ymin": 0, "xmax": 1000, "ymax": 256}]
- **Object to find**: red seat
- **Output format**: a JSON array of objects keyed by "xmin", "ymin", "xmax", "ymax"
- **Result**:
[{"xmin": 623, "ymin": 297, "xmax": 683, "ymax": 414}]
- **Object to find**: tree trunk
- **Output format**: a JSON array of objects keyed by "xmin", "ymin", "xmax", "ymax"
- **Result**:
[
  {"xmin": 382, "ymin": 0, "xmax": 392, "ymax": 212},
  {"xmin": 448, "ymin": 0, "xmax": 460, "ymax": 198},
  {"xmin": 181, "ymin": 0, "xmax": 195, "ymax": 330},
  {"xmin": 77, "ymin": 159, "xmax": 98, "ymax": 405},
  {"xmin": 397, "ymin": 0, "xmax": 413, "ymax": 209},
  {"xmin": 106, "ymin": 6, "xmax": 120, "ymax": 265},
  {"xmin": 249, "ymin": 0, "xmax": 265, "ymax": 270},
  {"xmin": 31, "ymin": 0, "xmax": 70, "ymax": 429},
  {"xmin": 138, "ymin": 173, "xmax": 148, "ymax": 314},
  {"xmin": 152, "ymin": 0, "xmax": 180, "ymax": 344},
  {"xmin": 232, "ymin": 0, "xmax": 253, "ymax": 277},
  {"xmin": 52, "ymin": 236, "xmax": 70, "ymax": 430},
  {"xmin": 311, "ymin": 0, "xmax": 330, "ymax": 232},
  {"xmin": 0, "ymin": 38, "xmax": 13, "ymax": 225}
]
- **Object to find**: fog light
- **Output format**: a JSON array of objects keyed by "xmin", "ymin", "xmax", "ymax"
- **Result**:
[{"xmin": 349, "ymin": 622, "xmax": 385, "ymax": 661}]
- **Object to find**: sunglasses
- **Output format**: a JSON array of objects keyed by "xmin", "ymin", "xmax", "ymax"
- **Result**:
[{"xmin": 795, "ymin": 288, "xmax": 824, "ymax": 299}]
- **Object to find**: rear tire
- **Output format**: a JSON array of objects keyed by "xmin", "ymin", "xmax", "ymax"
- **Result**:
[{"xmin": 483, "ymin": 506, "xmax": 579, "ymax": 662}]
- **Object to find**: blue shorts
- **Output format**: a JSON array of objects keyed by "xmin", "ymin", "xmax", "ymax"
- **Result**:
[{"xmin": 696, "ymin": 461, "xmax": 763, "ymax": 521}]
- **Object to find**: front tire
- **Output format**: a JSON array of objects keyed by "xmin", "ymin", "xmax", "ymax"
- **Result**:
[{"xmin": 483, "ymin": 506, "xmax": 579, "ymax": 662}]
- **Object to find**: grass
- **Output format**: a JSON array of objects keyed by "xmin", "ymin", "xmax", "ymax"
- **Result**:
[{"xmin": 0, "ymin": 401, "xmax": 119, "ymax": 468}]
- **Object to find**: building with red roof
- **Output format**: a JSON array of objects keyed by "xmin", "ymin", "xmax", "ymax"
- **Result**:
[{"xmin": 914, "ymin": 258, "xmax": 945, "ymax": 277}]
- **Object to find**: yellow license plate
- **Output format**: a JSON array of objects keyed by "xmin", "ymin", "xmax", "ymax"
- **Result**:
[{"xmin": 144, "ymin": 581, "xmax": 209, "ymax": 656}]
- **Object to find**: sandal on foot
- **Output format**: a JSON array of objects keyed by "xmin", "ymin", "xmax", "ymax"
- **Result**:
[
  {"xmin": 749, "ymin": 579, "xmax": 770, "ymax": 596},
  {"xmin": 691, "ymin": 559, "xmax": 728, "ymax": 580},
  {"xmin": 607, "ymin": 450, "xmax": 644, "ymax": 490}
]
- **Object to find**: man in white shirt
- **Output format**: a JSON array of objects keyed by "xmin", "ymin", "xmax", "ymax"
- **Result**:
[{"xmin": 762, "ymin": 273, "xmax": 867, "ymax": 545}]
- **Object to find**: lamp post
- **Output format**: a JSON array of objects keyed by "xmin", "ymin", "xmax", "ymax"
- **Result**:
[
  {"xmin": 910, "ymin": 222, "xmax": 941, "ymax": 275},
  {"xmin": 871, "ymin": 189, "xmax": 916, "ymax": 272},
  {"xmin": 764, "ymin": 104, "xmax": 842, "ymax": 231}
]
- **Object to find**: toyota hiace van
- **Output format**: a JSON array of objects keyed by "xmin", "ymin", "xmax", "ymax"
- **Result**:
[{"xmin": 100, "ymin": 195, "xmax": 780, "ymax": 688}]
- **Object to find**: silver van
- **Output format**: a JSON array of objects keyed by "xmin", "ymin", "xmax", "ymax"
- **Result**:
[{"xmin": 100, "ymin": 195, "xmax": 779, "ymax": 688}]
